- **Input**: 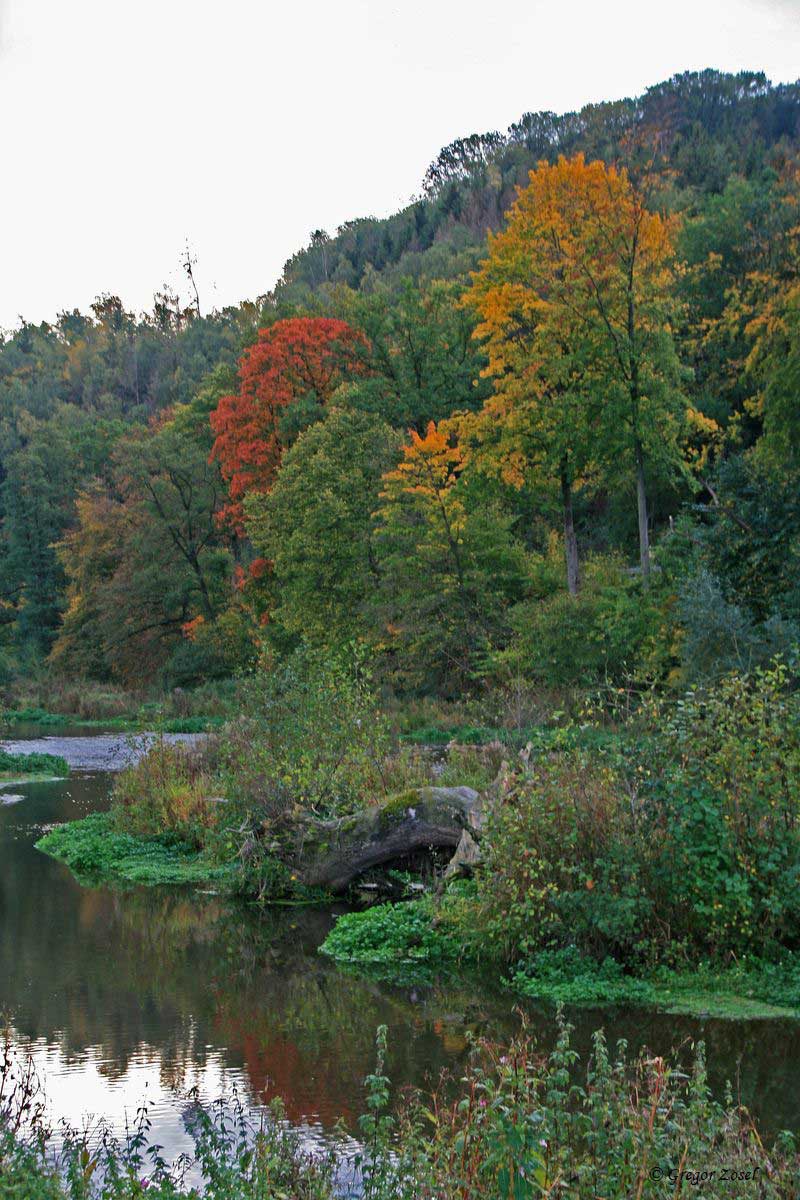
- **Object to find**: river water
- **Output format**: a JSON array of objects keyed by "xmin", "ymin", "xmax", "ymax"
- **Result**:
[{"xmin": 1, "ymin": 727, "xmax": 799, "ymax": 1164}]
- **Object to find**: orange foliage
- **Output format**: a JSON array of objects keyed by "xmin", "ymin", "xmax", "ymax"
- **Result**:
[
  {"xmin": 181, "ymin": 614, "xmax": 205, "ymax": 641},
  {"xmin": 381, "ymin": 419, "xmax": 464, "ymax": 501}
]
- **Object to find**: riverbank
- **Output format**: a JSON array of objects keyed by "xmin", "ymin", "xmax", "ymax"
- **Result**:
[
  {"xmin": 4, "ymin": 706, "xmax": 222, "ymax": 733},
  {"xmin": 1, "ymin": 675, "xmax": 235, "ymax": 732},
  {"xmin": 320, "ymin": 898, "xmax": 800, "ymax": 1022},
  {"xmin": 35, "ymin": 810, "xmax": 800, "ymax": 1023},
  {"xmin": 28, "ymin": 654, "xmax": 800, "ymax": 1027}
]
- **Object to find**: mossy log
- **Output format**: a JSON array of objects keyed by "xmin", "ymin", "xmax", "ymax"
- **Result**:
[{"xmin": 297, "ymin": 786, "xmax": 482, "ymax": 893}]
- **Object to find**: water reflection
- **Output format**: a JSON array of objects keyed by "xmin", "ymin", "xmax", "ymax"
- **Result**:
[{"xmin": 1, "ymin": 736, "xmax": 799, "ymax": 1165}]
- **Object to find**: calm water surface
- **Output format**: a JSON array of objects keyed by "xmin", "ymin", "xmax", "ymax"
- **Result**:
[{"xmin": 1, "ymin": 727, "xmax": 799, "ymax": 1165}]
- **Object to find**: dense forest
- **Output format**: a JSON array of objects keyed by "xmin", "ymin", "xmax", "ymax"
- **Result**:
[{"xmin": 2, "ymin": 68, "xmax": 799, "ymax": 701}]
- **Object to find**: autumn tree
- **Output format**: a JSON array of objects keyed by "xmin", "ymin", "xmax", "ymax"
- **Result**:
[
  {"xmin": 374, "ymin": 421, "xmax": 528, "ymax": 692},
  {"xmin": 1, "ymin": 405, "xmax": 122, "ymax": 652},
  {"xmin": 210, "ymin": 317, "xmax": 365, "ymax": 525},
  {"xmin": 678, "ymin": 168, "xmax": 800, "ymax": 436},
  {"xmin": 747, "ymin": 283, "xmax": 800, "ymax": 475},
  {"xmin": 736, "ymin": 167, "xmax": 800, "ymax": 471},
  {"xmin": 53, "ymin": 410, "xmax": 235, "ymax": 682},
  {"xmin": 465, "ymin": 245, "xmax": 597, "ymax": 595},
  {"xmin": 469, "ymin": 154, "xmax": 689, "ymax": 585}
]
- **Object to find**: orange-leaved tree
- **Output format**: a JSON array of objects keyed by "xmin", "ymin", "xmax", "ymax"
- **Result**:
[
  {"xmin": 467, "ymin": 153, "xmax": 688, "ymax": 586},
  {"xmin": 210, "ymin": 317, "xmax": 366, "ymax": 526}
]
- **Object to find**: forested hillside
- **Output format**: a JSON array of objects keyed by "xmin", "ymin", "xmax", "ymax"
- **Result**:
[
  {"xmin": 8, "ymin": 69, "xmax": 800, "ymax": 1194},
  {"xmin": 2, "ymin": 67, "xmax": 799, "ymax": 696}
]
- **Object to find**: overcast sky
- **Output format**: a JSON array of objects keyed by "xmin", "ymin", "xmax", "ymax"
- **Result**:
[{"xmin": 1, "ymin": 0, "xmax": 799, "ymax": 329}]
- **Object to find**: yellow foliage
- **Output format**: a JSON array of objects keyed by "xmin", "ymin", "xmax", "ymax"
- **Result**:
[{"xmin": 464, "ymin": 153, "xmax": 691, "ymax": 494}]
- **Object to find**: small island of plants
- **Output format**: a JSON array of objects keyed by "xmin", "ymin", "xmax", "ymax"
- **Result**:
[{"xmin": 0, "ymin": 747, "xmax": 69, "ymax": 786}]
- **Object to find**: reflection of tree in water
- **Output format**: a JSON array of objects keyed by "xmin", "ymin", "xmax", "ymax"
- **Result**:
[
  {"xmin": 4, "ymin": 805, "xmax": 800, "ymax": 1137},
  {"xmin": 0, "ymin": 858, "xmax": 225, "ymax": 1077},
  {"xmin": 208, "ymin": 905, "xmax": 516, "ymax": 1129},
  {"xmin": 1, "ymin": 836, "xmax": 517, "ymax": 1131}
]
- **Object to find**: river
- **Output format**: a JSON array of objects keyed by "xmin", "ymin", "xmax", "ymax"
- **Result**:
[{"xmin": 1, "ymin": 727, "xmax": 799, "ymax": 1165}]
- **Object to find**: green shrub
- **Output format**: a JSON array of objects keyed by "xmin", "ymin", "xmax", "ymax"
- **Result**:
[
  {"xmin": 648, "ymin": 658, "xmax": 800, "ymax": 953},
  {"xmin": 223, "ymin": 643, "xmax": 391, "ymax": 824},
  {"xmin": 0, "ymin": 748, "xmax": 69, "ymax": 778},
  {"xmin": 320, "ymin": 898, "xmax": 465, "ymax": 981},
  {"xmin": 502, "ymin": 551, "xmax": 675, "ymax": 690},
  {"xmin": 454, "ymin": 657, "xmax": 800, "ymax": 967},
  {"xmin": 468, "ymin": 750, "xmax": 654, "ymax": 964},
  {"xmin": 695, "ymin": 454, "xmax": 800, "ymax": 625},
  {"xmin": 111, "ymin": 738, "xmax": 221, "ymax": 847},
  {"xmin": 510, "ymin": 947, "xmax": 658, "ymax": 1006},
  {"xmin": 677, "ymin": 567, "xmax": 799, "ymax": 682}
]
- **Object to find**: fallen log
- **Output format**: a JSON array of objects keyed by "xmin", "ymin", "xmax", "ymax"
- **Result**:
[{"xmin": 297, "ymin": 786, "xmax": 482, "ymax": 894}]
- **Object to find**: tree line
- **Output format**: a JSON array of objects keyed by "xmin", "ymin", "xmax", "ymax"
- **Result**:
[{"xmin": 1, "ymin": 69, "xmax": 799, "ymax": 698}]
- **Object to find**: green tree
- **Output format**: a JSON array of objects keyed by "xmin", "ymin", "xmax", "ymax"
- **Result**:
[
  {"xmin": 337, "ymin": 277, "xmax": 489, "ymax": 429},
  {"xmin": 678, "ymin": 167, "xmax": 800, "ymax": 439},
  {"xmin": 245, "ymin": 408, "xmax": 402, "ymax": 648},
  {"xmin": 374, "ymin": 421, "xmax": 528, "ymax": 692},
  {"xmin": 746, "ymin": 284, "xmax": 800, "ymax": 475},
  {"xmin": 53, "ymin": 411, "xmax": 234, "ymax": 682}
]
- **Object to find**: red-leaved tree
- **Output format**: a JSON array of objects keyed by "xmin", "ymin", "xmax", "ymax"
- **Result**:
[{"xmin": 210, "ymin": 317, "xmax": 366, "ymax": 526}]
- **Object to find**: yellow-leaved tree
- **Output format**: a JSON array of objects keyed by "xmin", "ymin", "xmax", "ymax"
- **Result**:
[
  {"xmin": 466, "ymin": 153, "xmax": 690, "ymax": 587},
  {"xmin": 374, "ymin": 420, "xmax": 528, "ymax": 691}
]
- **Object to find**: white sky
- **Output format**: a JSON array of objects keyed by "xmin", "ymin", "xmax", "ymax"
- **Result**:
[{"xmin": 1, "ymin": 0, "xmax": 799, "ymax": 329}]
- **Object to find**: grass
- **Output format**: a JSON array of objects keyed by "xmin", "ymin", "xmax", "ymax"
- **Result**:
[
  {"xmin": 35, "ymin": 811, "xmax": 234, "ymax": 888},
  {"xmin": 0, "ymin": 748, "xmax": 69, "ymax": 783},
  {"xmin": 3, "ymin": 706, "xmax": 223, "ymax": 732},
  {"xmin": 399, "ymin": 718, "xmax": 631, "ymax": 756}
]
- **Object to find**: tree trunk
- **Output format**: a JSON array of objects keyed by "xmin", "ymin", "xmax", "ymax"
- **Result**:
[
  {"xmin": 635, "ymin": 438, "xmax": 650, "ymax": 585},
  {"xmin": 560, "ymin": 463, "xmax": 580, "ymax": 596},
  {"xmin": 296, "ymin": 786, "xmax": 482, "ymax": 894}
]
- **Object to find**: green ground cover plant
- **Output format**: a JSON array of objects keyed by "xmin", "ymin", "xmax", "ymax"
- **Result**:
[
  {"xmin": 322, "ymin": 910, "xmax": 800, "ymax": 1019},
  {"xmin": 319, "ymin": 897, "xmax": 466, "ymax": 984},
  {"xmin": 35, "ymin": 812, "xmax": 233, "ymax": 888},
  {"xmin": 322, "ymin": 659, "xmax": 800, "ymax": 1018}
]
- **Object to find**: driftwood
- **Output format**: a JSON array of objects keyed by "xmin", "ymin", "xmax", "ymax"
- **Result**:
[{"xmin": 297, "ymin": 786, "xmax": 482, "ymax": 894}]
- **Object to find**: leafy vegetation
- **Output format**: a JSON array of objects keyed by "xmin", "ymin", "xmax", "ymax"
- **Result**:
[
  {"xmin": 320, "ymin": 897, "xmax": 465, "ymax": 983},
  {"xmin": 35, "ymin": 812, "xmax": 233, "ymax": 888},
  {"xmin": 6, "ymin": 66, "xmax": 800, "ymax": 1188},
  {"xmin": 0, "ymin": 749, "xmax": 69, "ymax": 782},
  {"xmin": 2, "ymin": 1019, "xmax": 798, "ymax": 1198},
  {"xmin": 320, "ymin": 659, "xmax": 800, "ymax": 1015},
  {"xmin": 1, "ymin": 69, "xmax": 799, "ymax": 700}
]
